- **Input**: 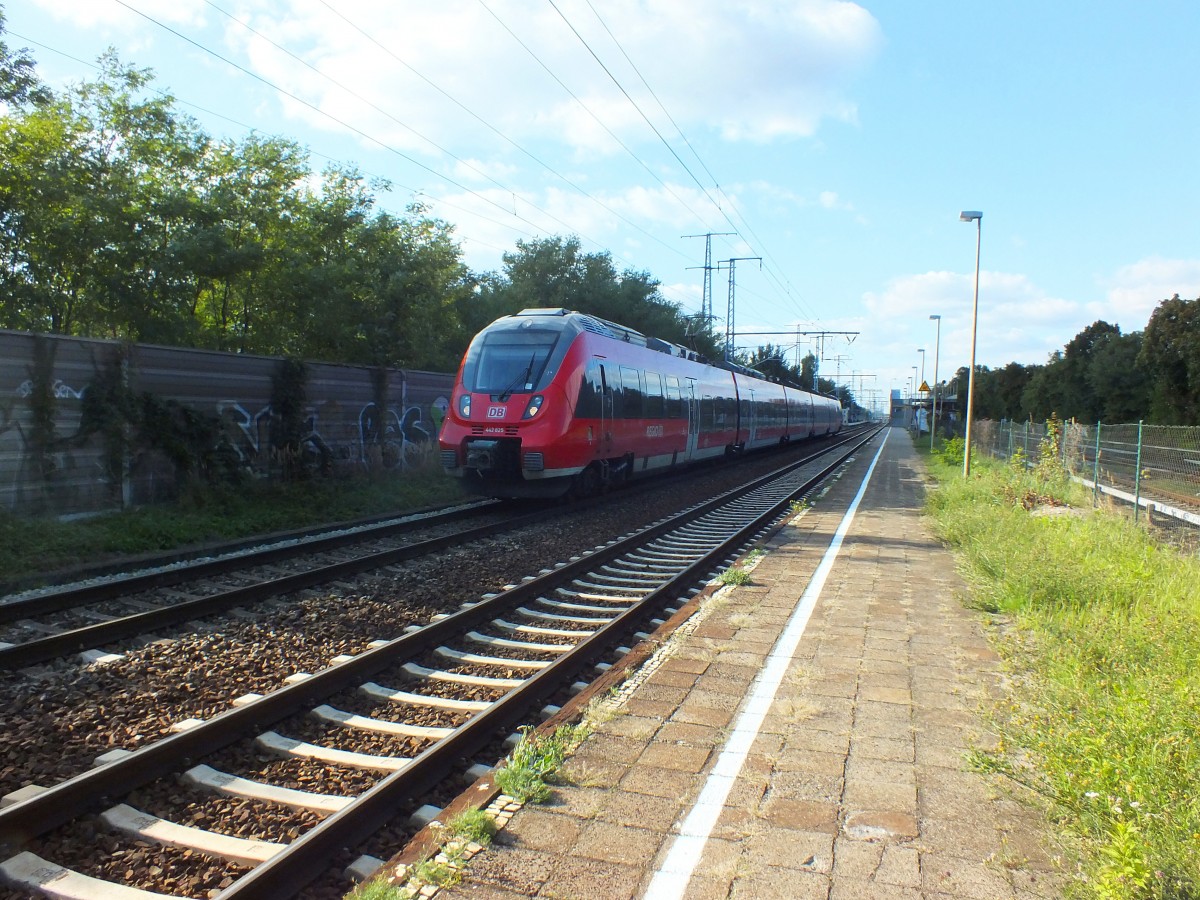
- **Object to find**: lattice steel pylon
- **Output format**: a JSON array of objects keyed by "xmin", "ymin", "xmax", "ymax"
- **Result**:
[
  {"xmin": 684, "ymin": 232, "xmax": 735, "ymax": 335},
  {"xmin": 718, "ymin": 256, "xmax": 761, "ymax": 360}
]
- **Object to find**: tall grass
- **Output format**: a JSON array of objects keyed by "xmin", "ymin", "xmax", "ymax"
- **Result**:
[{"xmin": 925, "ymin": 443, "xmax": 1200, "ymax": 899}]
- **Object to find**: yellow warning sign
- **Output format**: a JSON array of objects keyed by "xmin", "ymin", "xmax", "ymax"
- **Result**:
[{"xmin": 918, "ymin": 381, "xmax": 930, "ymax": 392}]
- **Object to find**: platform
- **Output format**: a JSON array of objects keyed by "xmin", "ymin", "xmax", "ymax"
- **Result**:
[{"xmin": 440, "ymin": 427, "xmax": 1064, "ymax": 900}]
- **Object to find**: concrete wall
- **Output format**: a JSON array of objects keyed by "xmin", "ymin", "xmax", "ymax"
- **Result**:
[{"xmin": 0, "ymin": 330, "xmax": 453, "ymax": 517}]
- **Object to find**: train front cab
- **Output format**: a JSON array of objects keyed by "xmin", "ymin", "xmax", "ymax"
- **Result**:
[{"xmin": 439, "ymin": 312, "xmax": 587, "ymax": 498}]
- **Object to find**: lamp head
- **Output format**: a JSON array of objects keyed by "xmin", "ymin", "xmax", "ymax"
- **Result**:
[
  {"xmin": 959, "ymin": 210, "xmax": 982, "ymax": 222},
  {"xmin": 930, "ymin": 314, "xmax": 941, "ymax": 321}
]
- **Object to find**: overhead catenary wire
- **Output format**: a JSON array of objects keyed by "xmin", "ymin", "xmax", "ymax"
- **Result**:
[
  {"xmin": 315, "ymin": 0, "xmax": 696, "ymax": 271},
  {"xmin": 547, "ymin": 0, "xmax": 728, "ymax": 227},
  {"xmin": 109, "ymin": 0, "xmax": 620, "ymax": 245},
  {"xmin": 30, "ymin": 5, "xmax": 704, "ymax": 316},
  {"xmin": 8, "ymin": 28, "xmax": 531, "ymax": 257},
  {"xmin": 580, "ymin": 0, "xmax": 723, "ymax": 197},
  {"xmin": 196, "ymin": 0, "xmax": 685, "ymax": 269},
  {"xmin": 557, "ymin": 0, "xmax": 822, "ymax": 325},
  {"xmin": 478, "ymin": 0, "xmax": 713, "ymax": 231}
]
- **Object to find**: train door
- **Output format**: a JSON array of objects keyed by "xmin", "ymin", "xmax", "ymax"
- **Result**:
[
  {"xmin": 685, "ymin": 378, "xmax": 699, "ymax": 458},
  {"xmin": 745, "ymin": 389, "xmax": 756, "ymax": 447},
  {"xmin": 597, "ymin": 362, "xmax": 614, "ymax": 456}
]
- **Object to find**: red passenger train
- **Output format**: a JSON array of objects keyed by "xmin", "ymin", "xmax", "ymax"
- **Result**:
[{"xmin": 438, "ymin": 308, "xmax": 843, "ymax": 498}]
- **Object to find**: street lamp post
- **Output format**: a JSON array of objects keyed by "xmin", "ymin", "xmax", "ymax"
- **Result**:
[
  {"xmin": 960, "ymin": 210, "xmax": 983, "ymax": 477},
  {"xmin": 929, "ymin": 314, "xmax": 941, "ymax": 451},
  {"xmin": 911, "ymin": 366, "xmax": 918, "ymax": 430},
  {"xmin": 917, "ymin": 348, "xmax": 926, "ymax": 387}
]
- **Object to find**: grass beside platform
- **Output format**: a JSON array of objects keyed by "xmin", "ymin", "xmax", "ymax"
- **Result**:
[
  {"xmin": 922, "ymin": 438, "xmax": 1200, "ymax": 899},
  {"xmin": 0, "ymin": 465, "xmax": 466, "ymax": 582}
]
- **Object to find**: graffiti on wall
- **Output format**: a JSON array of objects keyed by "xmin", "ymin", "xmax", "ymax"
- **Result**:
[
  {"xmin": 0, "ymin": 377, "xmax": 93, "ymax": 512},
  {"xmin": 358, "ymin": 396, "xmax": 448, "ymax": 470},
  {"xmin": 16, "ymin": 379, "xmax": 86, "ymax": 402},
  {"xmin": 215, "ymin": 396, "xmax": 449, "ymax": 474}
]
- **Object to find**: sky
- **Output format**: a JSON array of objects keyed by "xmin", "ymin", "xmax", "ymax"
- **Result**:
[{"xmin": 5, "ymin": 0, "xmax": 1200, "ymax": 413}]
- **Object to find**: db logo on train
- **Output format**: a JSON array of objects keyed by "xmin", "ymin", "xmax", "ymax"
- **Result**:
[{"xmin": 487, "ymin": 406, "xmax": 506, "ymax": 419}]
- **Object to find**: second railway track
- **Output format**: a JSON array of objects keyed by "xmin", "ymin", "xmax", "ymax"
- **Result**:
[{"xmin": 0, "ymin": 500, "xmax": 552, "ymax": 670}]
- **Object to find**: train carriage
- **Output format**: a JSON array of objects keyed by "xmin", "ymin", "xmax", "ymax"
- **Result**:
[{"xmin": 439, "ymin": 308, "xmax": 841, "ymax": 498}]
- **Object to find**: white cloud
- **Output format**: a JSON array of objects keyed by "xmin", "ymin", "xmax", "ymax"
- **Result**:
[
  {"xmin": 211, "ymin": 0, "xmax": 880, "ymax": 158},
  {"xmin": 859, "ymin": 270, "xmax": 1086, "ymax": 386},
  {"xmin": 1094, "ymin": 256, "xmax": 1200, "ymax": 329},
  {"xmin": 852, "ymin": 257, "xmax": 1200, "ymax": 393}
]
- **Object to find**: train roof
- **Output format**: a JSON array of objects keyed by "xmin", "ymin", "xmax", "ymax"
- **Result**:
[
  {"xmin": 501, "ymin": 308, "xmax": 703, "ymax": 361},
  {"xmin": 496, "ymin": 309, "xmax": 842, "ymax": 404}
]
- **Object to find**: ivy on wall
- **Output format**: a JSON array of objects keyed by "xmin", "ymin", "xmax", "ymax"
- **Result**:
[
  {"xmin": 27, "ymin": 336, "xmax": 59, "ymax": 485},
  {"xmin": 78, "ymin": 344, "xmax": 243, "ymax": 499},
  {"xmin": 269, "ymin": 357, "xmax": 328, "ymax": 480}
]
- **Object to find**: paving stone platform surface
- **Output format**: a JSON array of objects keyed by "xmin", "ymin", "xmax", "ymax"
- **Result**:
[{"xmin": 441, "ymin": 428, "xmax": 1065, "ymax": 899}]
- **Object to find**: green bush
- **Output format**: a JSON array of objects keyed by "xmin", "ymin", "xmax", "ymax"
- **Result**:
[{"xmin": 935, "ymin": 435, "xmax": 966, "ymax": 468}]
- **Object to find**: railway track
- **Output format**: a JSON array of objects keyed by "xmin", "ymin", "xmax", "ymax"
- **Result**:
[
  {"xmin": 0, "ymin": 427, "xmax": 881, "ymax": 899},
  {"xmin": 0, "ymin": 501, "xmax": 536, "ymax": 670}
]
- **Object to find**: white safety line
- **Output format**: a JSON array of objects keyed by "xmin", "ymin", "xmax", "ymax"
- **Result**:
[{"xmin": 644, "ymin": 431, "xmax": 891, "ymax": 899}]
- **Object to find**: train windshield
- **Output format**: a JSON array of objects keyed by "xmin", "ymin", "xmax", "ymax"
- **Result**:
[{"xmin": 464, "ymin": 327, "xmax": 562, "ymax": 396}]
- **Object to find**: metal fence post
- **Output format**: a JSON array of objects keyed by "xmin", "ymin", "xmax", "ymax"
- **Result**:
[
  {"xmin": 1092, "ymin": 422, "xmax": 1101, "ymax": 507},
  {"xmin": 1134, "ymin": 420, "xmax": 1144, "ymax": 524}
]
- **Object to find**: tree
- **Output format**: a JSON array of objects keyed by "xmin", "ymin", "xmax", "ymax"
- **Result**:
[
  {"xmin": 1058, "ymin": 320, "xmax": 1122, "ymax": 422},
  {"xmin": 1087, "ymin": 330, "xmax": 1150, "ymax": 423},
  {"xmin": 0, "ymin": 41, "xmax": 478, "ymax": 370},
  {"xmin": 799, "ymin": 353, "xmax": 818, "ymax": 391},
  {"xmin": 1140, "ymin": 294, "xmax": 1200, "ymax": 425},
  {"xmin": 742, "ymin": 343, "xmax": 799, "ymax": 383},
  {"xmin": 0, "ymin": 53, "xmax": 209, "ymax": 342},
  {"xmin": 187, "ymin": 134, "xmax": 308, "ymax": 353},
  {"xmin": 1023, "ymin": 353, "xmax": 1065, "ymax": 421},
  {"xmin": 0, "ymin": 8, "xmax": 51, "ymax": 107},
  {"xmin": 994, "ymin": 362, "xmax": 1032, "ymax": 419},
  {"xmin": 359, "ymin": 201, "xmax": 474, "ymax": 371}
]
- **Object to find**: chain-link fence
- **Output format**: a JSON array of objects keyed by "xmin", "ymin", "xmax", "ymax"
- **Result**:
[{"xmin": 971, "ymin": 419, "xmax": 1200, "ymax": 546}]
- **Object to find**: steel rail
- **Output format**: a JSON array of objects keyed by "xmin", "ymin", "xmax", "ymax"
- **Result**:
[
  {"xmin": 0, "ymin": 505, "xmax": 553, "ymax": 670},
  {"xmin": 1, "ymin": 428, "xmax": 868, "ymax": 609},
  {"xmin": 0, "ymin": 502, "xmax": 501, "ymax": 624}
]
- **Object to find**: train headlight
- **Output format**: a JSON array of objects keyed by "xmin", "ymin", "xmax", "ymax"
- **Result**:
[
  {"xmin": 522, "ymin": 395, "xmax": 544, "ymax": 419},
  {"xmin": 458, "ymin": 394, "xmax": 472, "ymax": 418}
]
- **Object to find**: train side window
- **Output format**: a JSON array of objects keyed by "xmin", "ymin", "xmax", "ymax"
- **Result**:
[
  {"xmin": 666, "ymin": 386, "xmax": 682, "ymax": 419},
  {"xmin": 576, "ymin": 361, "xmax": 603, "ymax": 418},
  {"xmin": 620, "ymin": 366, "xmax": 643, "ymax": 419},
  {"xmin": 664, "ymin": 375, "xmax": 682, "ymax": 418},
  {"xmin": 713, "ymin": 395, "xmax": 733, "ymax": 428},
  {"xmin": 645, "ymin": 372, "xmax": 665, "ymax": 418}
]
